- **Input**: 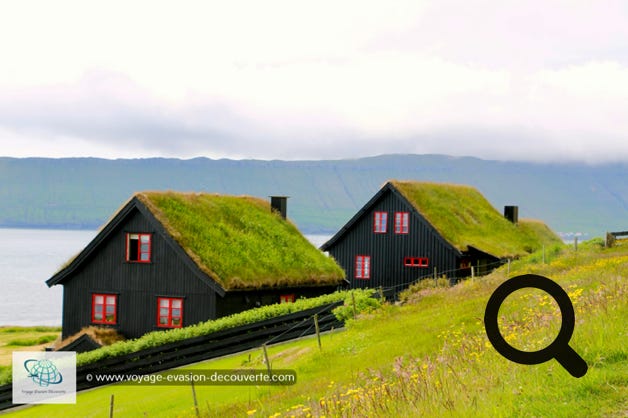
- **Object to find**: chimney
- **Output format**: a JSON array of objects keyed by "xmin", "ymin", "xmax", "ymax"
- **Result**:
[
  {"xmin": 504, "ymin": 205, "xmax": 519, "ymax": 224},
  {"xmin": 270, "ymin": 196, "xmax": 288, "ymax": 219}
]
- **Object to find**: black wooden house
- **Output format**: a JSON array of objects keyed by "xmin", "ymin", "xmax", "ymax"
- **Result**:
[
  {"xmin": 47, "ymin": 192, "xmax": 345, "ymax": 340},
  {"xmin": 321, "ymin": 181, "xmax": 559, "ymax": 293}
]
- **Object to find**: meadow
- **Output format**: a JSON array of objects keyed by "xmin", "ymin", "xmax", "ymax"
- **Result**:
[
  {"xmin": 0, "ymin": 326, "xmax": 60, "ymax": 383},
  {"xmin": 5, "ymin": 239, "xmax": 628, "ymax": 417}
]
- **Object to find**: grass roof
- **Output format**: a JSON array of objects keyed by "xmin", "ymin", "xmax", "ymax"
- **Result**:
[
  {"xmin": 136, "ymin": 192, "xmax": 345, "ymax": 290},
  {"xmin": 390, "ymin": 181, "xmax": 561, "ymax": 258}
]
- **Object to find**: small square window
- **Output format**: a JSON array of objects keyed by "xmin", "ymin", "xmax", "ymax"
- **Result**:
[
  {"xmin": 92, "ymin": 293, "xmax": 117, "ymax": 324},
  {"xmin": 280, "ymin": 294, "xmax": 295, "ymax": 304},
  {"xmin": 126, "ymin": 233, "xmax": 152, "ymax": 263},
  {"xmin": 157, "ymin": 297, "xmax": 183, "ymax": 328}
]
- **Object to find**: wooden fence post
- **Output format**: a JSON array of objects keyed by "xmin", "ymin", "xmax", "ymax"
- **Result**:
[
  {"xmin": 109, "ymin": 394, "xmax": 114, "ymax": 418},
  {"xmin": 471, "ymin": 266, "xmax": 474, "ymax": 280},
  {"xmin": 378, "ymin": 286, "xmax": 384, "ymax": 301},
  {"xmin": 190, "ymin": 373, "xmax": 200, "ymax": 418},
  {"xmin": 314, "ymin": 314, "xmax": 322, "ymax": 351},
  {"xmin": 262, "ymin": 344, "xmax": 272, "ymax": 374}
]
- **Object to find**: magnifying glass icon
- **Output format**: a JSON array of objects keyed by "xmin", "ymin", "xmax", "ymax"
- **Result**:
[{"xmin": 484, "ymin": 274, "xmax": 588, "ymax": 378}]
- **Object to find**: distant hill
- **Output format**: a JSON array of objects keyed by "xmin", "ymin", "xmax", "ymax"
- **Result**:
[{"xmin": 0, "ymin": 155, "xmax": 626, "ymax": 238}]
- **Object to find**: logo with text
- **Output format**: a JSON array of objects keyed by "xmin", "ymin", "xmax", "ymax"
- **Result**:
[{"xmin": 13, "ymin": 352, "xmax": 76, "ymax": 404}]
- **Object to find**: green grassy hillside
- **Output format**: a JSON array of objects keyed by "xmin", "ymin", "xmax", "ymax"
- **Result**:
[
  {"xmin": 0, "ymin": 155, "xmax": 626, "ymax": 237},
  {"xmin": 10, "ymin": 240, "xmax": 627, "ymax": 417}
]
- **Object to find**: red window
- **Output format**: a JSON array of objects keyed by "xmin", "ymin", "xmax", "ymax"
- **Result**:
[
  {"xmin": 373, "ymin": 211, "xmax": 388, "ymax": 233},
  {"xmin": 404, "ymin": 257, "xmax": 429, "ymax": 268},
  {"xmin": 355, "ymin": 255, "xmax": 371, "ymax": 279},
  {"xmin": 126, "ymin": 233, "xmax": 152, "ymax": 263},
  {"xmin": 394, "ymin": 212, "xmax": 409, "ymax": 234},
  {"xmin": 157, "ymin": 297, "xmax": 183, "ymax": 328},
  {"xmin": 280, "ymin": 294, "xmax": 295, "ymax": 304},
  {"xmin": 92, "ymin": 294, "xmax": 117, "ymax": 324}
]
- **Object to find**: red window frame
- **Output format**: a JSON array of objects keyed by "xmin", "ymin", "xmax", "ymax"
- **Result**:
[
  {"xmin": 373, "ymin": 211, "xmax": 388, "ymax": 233},
  {"xmin": 355, "ymin": 255, "xmax": 371, "ymax": 279},
  {"xmin": 126, "ymin": 233, "xmax": 152, "ymax": 263},
  {"xmin": 157, "ymin": 297, "xmax": 183, "ymax": 328},
  {"xmin": 92, "ymin": 293, "xmax": 117, "ymax": 324},
  {"xmin": 394, "ymin": 212, "xmax": 409, "ymax": 234},
  {"xmin": 404, "ymin": 257, "xmax": 429, "ymax": 268},
  {"xmin": 280, "ymin": 294, "xmax": 295, "ymax": 304}
]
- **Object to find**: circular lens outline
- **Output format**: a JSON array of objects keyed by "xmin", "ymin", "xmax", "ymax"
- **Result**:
[{"xmin": 484, "ymin": 274, "xmax": 578, "ymax": 366}]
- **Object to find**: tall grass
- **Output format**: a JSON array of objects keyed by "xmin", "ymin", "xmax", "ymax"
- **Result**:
[
  {"xmin": 214, "ymin": 242, "xmax": 628, "ymax": 417},
  {"xmin": 9, "ymin": 243, "xmax": 626, "ymax": 417}
]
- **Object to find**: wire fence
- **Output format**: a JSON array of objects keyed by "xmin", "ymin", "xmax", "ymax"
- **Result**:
[{"xmin": 377, "ymin": 259, "xmax": 509, "ymax": 298}]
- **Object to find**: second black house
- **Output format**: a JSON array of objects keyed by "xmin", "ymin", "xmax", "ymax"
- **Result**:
[{"xmin": 321, "ymin": 180, "xmax": 560, "ymax": 293}]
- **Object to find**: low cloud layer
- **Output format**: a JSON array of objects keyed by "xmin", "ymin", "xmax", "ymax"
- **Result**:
[{"xmin": 1, "ymin": 1, "xmax": 628, "ymax": 163}]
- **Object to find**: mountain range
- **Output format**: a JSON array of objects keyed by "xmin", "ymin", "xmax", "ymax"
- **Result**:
[{"xmin": 1, "ymin": 154, "xmax": 626, "ymax": 239}]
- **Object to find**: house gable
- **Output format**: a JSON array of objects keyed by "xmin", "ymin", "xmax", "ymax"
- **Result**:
[
  {"xmin": 321, "ymin": 183, "xmax": 460, "ymax": 289},
  {"xmin": 51, "ymin": 202, "xmax": 221, "ymax": 339},
  {"xmin": 46, "ymin": 197, "xmax": 225, "ymax": 296}
]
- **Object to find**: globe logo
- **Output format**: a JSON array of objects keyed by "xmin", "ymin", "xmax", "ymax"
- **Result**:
[{"xmin": 23, "ymin": 359, "xmax": 63, "ymax": 387}]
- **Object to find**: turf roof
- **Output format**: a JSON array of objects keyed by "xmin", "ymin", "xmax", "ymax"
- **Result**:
[
  {"xmin": 391, "ymin": 181, "xmax": 561, "ymax": 258},
  {"xmin": 136, "ymin": 192, "xmax": 345, "ymax": 291}
]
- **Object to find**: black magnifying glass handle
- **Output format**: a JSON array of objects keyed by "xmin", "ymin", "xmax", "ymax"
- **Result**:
[{"xmin": 555, "ymin": 345, "xmax": 588, "ymax": 378}]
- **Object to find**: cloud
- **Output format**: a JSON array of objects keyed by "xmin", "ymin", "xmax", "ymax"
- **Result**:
[{"xmin": 1, "ymin": 1, "xmax": 628, "ymax": 162}]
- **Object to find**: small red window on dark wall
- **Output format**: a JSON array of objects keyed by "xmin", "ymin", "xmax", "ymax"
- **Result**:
[
  {"xmin": 157, "ymin": 297, "xmax": 183, "ymax": 328},
  {"xmin": 404, "ymin": 257, "xmax": 429, "ymax": 267},
  {"xmin": 92, "ymin": 293, "xmax": 117, "ymax": 324},
  {"xmin": 355, "ymin": 255, "xmax": 371, "ymax": 279},
  {"xmin": 395, "ymin": 212, "xmax": 409, "ymax": 234},
  {"xmin": 280, "ymin": 294, "xmax": 295, "ymax": 304},
  {"xmin": 373, "ymin": 212, "xmax": 388, "ymax": 233},
  {"xmin": 126, "ymin": 233, "xmax": 152, "ymax": 263}
]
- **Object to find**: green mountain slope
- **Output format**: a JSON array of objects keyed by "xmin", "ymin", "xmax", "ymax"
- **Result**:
[{"xmin": 0, "ymin": 155, "xmax": 626, "ymax": 237}]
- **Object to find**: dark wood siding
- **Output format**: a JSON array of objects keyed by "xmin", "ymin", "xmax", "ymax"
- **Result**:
[
  {"xmin": 61, "ymin": 208, "xmax": 215, "ymax": 339},
  {"xmin": 325, "ymin": 188, "xmax": 460, "ymax": 293}
]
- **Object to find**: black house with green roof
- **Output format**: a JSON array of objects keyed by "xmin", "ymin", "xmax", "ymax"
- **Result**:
[
  {"xmin": 47, "ymin": 192, "xmax": 346, "ymax": 340},
  {"xmin": 321, "ymin": 181, "xmax": 560, "ymax": 292}
]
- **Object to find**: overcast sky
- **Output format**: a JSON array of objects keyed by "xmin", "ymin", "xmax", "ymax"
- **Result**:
[{"xmin": 1, "ymin": 0, "xmax": 628, "ymax": 163}]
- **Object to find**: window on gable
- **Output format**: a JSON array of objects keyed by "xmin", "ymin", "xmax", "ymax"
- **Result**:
[
  {"xmin": 394, "ymin": 212, "xmax": 409, "ymax": 234},
  {"xmin": 373, "ymin": 211, "xmax": 388, "ymax": 233},
  {"xmin": 126, "ymin": 233, "xmax": 152, "ymax": 263},
  {"xmin": 355, "ymin": 255, "xmax": 371, "ymax": 279},
  {"xmin": 280, "ymin": 294, "xmax": 295, "ymax": 304},
  {"xmin": 92, "ymin": 293, "xmax": 117, "ymax": 324},
  {"xmin": 157, "ymin": 297, "xmax": 183, "ymax": 328},
  {"xmin": 404, "ymin": 257, "xmax": 429, "ymax": 268}
]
